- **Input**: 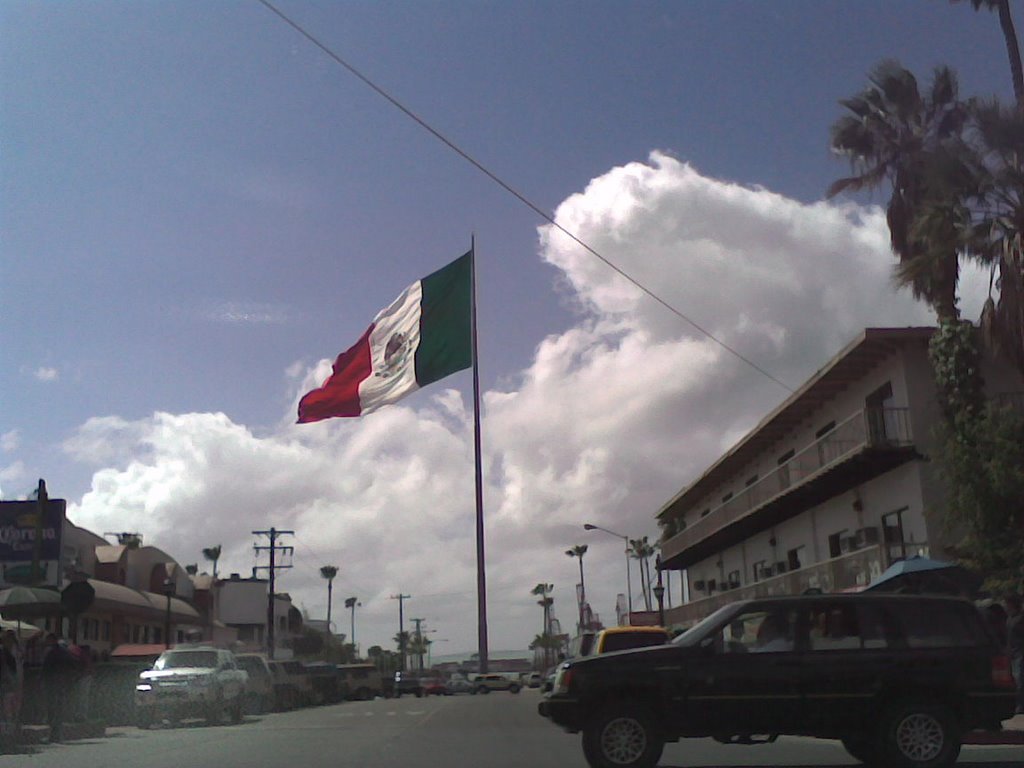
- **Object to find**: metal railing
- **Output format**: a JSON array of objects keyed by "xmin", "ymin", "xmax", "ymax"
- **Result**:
[
  {"xmin": 663, "ymin": 407, "xmax": 913, "ymax": 556},
  {"xmin": 665, "ymin": 545, "xmax": 887, "ymax": 626}
]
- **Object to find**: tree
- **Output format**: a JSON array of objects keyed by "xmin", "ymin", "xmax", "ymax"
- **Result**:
[
  {"xmin": 202, "ymin": 545, "xmax": 222, "ymax": 579},
  {"xmin": 530, "ymin": 583, "xmax": 554, "ymax": 665},
  {"xmin": 630, "ymin": 537, "xmax": 656, "ymax": 611},
  {"xmin": 829, "ymin": 61, "xmax": 969, "ymax": 322},
  {"xmin": 320, "ymin": 565, "xmax": 338, "ymax": 633},
  {"xmin": 953, "ymin": 0, "xmax": 1023, "ymax": 106}
]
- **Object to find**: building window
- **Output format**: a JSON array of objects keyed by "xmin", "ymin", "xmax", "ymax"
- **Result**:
[
  {"xmin": 726, "ymin": 569, "xmax": 741, "ymax": 590},
  {"xmin": 777, "ymin": 449, "xmax": 795, "ymax": 489},
  {"xmin": 752, "ymin": 560, "xmax": 767, "ymax": 582},
  {"xmin": 745, "ymin": 474, "xmax": 758, "ymax": 487},
  {"xmin": 882, "ymin": 507, "xmax": 909, "ymax": 563},
  {"xmin": 787, "ymin": 546, "xmax": 805, "ymax": 572},
  {"xmin": 816, "ymin": 420, "xmax": 837, "ymax": 466},
  {"xmin": 721, "ymin": 492, "xmax": 733, "ymax": 504},
  {"xmin": 700, "ymin": 508, "xmax": 710, "ymax": 518},
  {"xmin": 828, "ymin": 529, "xmax": 850, "ymax": 559}
]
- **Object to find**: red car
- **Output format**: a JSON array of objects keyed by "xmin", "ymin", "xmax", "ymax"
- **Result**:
[{"xmin": 422, "ymin": 677, "xmax": 447, "ymax": 696}]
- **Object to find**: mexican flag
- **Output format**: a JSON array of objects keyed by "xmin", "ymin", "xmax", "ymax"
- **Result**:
[{"xmin": 297, "ymin": 252, "xmax": 473, "ymax": 422}]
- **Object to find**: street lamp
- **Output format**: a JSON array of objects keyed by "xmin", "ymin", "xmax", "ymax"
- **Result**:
[
  {"xmin": 565, "ymin": 545, "xmax": 588, "ymax": 632},
  {"xmin": 653, "ymin": 556, "xmax": 666, "ymax": 627},
  {"xmin": 583, "ymin": 523, "xmax": 634, "ymax": 620},
  {"xmin": 161, "ymin": 577, "xmax": 176, "ymax": 649}
]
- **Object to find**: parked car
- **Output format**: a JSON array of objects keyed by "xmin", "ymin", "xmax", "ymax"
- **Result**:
[
  {"xmin": 337, "ymin": 663, "xmax": 384, "ymax": 700},
  {"xmin": 135, "ymin": 646, "xmax": 248, "ymax": 727},
  {"xmin": 524, "ymin": 672, "xmax": 543, "ymax": 688},
  {"xmin": 472, "ymin": 673, "xmax": 520, "ymax": 694},
  {"xmin": 234, "ymin": 653, "xmax": 275, "ymax": 714},
  {"xmin": 304, "ymin": 661, "xmax": 347, "ymax": 704},
  {"xmin": 590, "ymin": 625, "xmax": 671, "ymax": 654},
  {"xmin": 268, "ymin": 660, "xmax": 314, "ymax": 710},
  {"xmin": 444, "ymin": 674, "xmax": 475, "ymax": 695},
  {"xmin": 539, "ymin": 594, "xmax": 1017, "ymax": 768},
  {"xmin": 422, "ymin": 675, "xmax": 447, "ymax": 696}
]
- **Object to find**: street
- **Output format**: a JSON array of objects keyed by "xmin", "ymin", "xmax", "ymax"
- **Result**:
[{"xmin": 3, "ymin": 690, "xmax": 1021, "ymax": 768}]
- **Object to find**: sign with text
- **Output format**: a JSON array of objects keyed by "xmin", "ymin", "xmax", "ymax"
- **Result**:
[{"xmin": 0, "ymin": 499, "xmax": 66, "ymax": 587}]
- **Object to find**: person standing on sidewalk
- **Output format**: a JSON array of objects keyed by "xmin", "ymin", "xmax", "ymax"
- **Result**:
[
  {"xmin": 41, "ymin": 634, "xmax": 78, "ymax": 742},
  {"xmin": 1006, "ymin": 594, "xmax": 1024, "ymax": 715}
]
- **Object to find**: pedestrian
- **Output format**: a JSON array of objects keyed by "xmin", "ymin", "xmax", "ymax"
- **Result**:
[
  {"xmin": 41, "ymin": 633, "xmax": 78, "ymax": 742},
  {"xmin": 1, "ymin": 631, "xmax": 20, "ymax": 742},
  {"xmin": 1006, "ymin": 594, "xmax": 1024, "ymax": 715}
]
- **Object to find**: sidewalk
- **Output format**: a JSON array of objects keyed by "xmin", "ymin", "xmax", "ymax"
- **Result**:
[{"xmin": 964, "ymin": 713, "xmax": 1024, "ymax": 745}]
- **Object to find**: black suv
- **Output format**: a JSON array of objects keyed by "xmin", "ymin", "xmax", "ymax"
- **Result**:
[{"xmin": 538, "ymin": 594, "xmax": 1016, "ymax": 768}]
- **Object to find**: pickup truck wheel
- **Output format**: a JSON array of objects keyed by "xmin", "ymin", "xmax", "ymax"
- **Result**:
[
  {"xmin": 231, "ymin": 699, "xmax": 244, "ymax": 724},
  {"xmin": 415, "ymin": 689, "xmax": 424, "ymax": 698},
  {"xmin": 135, "ymin": 711, "xmax": 153, "ymax": 730},
  {"xmin": 840, "ymin": 735, "xmax": 877, "ymax": 764},
  {"xmin": 509, "ymin": 684, "xmax": 521, "ymax": 694},
  {"xmin": 205, "ymin": 699, "xmax": 224, "ymax": 726},
  {"xmin": 878, "ymin": 701, "xmax": 960, "ymax": 768},
  {"xmin": 582, "ymin": 703, "xmax": 664, "ymax": 768},
  {"xmin": 477, "ymin": 686, "xmax": 490, "ymax": 694}
]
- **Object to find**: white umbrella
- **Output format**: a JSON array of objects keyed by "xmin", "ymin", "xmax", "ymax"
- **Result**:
[{"xmin": 0, "ymin": 614, "xmax": 44, "ymax": 641}]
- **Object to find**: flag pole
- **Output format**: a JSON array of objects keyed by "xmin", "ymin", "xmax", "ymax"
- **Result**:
[{"xmin": 470, "ymin": 234, "xmax": 489, "ymax": 674}]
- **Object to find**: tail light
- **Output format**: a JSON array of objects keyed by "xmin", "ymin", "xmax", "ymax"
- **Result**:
[{"xmin": 991, "ymin": 654, "xmax": 1015, "ymax": 689}]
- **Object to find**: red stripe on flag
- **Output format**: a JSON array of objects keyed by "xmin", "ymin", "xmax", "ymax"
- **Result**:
[{"xmin": 297, "ymin": 324, "xmax": 375, "ymax": 423}]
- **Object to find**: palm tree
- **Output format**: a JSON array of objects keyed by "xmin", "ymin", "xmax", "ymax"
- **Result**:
[
  {"xmin": 953, "ymin": 1, "xmax": 1023, "ymax": 106},
  {"xmin": 829, "ymin": 61, "xmax": 970, "ymax": 322},
  {"xmin": 630, "ymin": 537, "xmax": 656, "ymax": 611},
  {"xmin": 320, "ymin": 565, "xmax": 338, "ymax": 632},
  {"xmin": 530, "ymin": 583, "xmax": 554, "ymax": 665},
  {"xmin": 201, "ymin": 545, "xmax": 222, "ymax": 579},
  {"xmin": 565, "ymin": 546, "xmax": 588, "ymax": 631}
]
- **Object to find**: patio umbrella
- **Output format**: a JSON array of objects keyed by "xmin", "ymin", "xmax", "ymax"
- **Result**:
[
  {"xmin": 865, "ymin": 556, "xmax": 980, "ymax": 596},
  {"xmin": 0, "ymin": 615, "xmax": 44, "ymax": 641},
  {"xmin": 0, "ymin": 585, "xmax": 62, "ymax": 619}
]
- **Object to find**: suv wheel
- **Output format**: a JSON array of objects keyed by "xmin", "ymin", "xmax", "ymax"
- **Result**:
[
  {"xmin": 509, "ymin": 684, "xmax": 521, "ymax": 694},
  {"xmin": 582, "ymin": 703, "xmax": 664, "ymax": 768},
  {"xmin": 879, "ymin": 702, "xmax": 960, "ymax": 768}
]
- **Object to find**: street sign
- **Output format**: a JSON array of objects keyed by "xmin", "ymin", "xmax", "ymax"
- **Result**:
[{"xmin": 0, "ymin": 499, "xmax": 66, "ymax": 588}]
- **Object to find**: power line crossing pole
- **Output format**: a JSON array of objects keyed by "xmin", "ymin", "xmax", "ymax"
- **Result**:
[{"xmin": 253, "ymin": 527, "xmax": 294, "ymax": 660}]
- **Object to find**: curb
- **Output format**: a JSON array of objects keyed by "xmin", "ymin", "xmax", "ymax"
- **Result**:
[{"xmin": 964, "ymin": 730, "xmax": 1024, "ymax": 745}]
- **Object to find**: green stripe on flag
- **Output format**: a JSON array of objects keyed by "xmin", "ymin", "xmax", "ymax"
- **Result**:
[{"xmin": 415, "ymin": 250, "xmax": 472, "ymax": 386}]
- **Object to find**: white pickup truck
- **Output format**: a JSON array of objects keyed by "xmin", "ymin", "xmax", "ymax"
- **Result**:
[{"xmin": 135, "ymin": 646, "xmax": 248, "ymax": 727}]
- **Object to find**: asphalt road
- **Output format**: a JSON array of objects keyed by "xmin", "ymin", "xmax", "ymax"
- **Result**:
[{"xmin": 5, "ymin": 689, "xmax": 1022, "ymax": 768}]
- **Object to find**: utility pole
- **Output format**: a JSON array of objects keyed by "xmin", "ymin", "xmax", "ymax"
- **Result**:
[
  {"xmin": 390, "ymin": 593, "xmax": 410, "ymax": 670},
  {"xmin": 253, "ymin": 527, "xmax": 294, "ymax": 660},
  {"xmin": 411, "ymin": 617, "xmax": 425, "ymax": 670}
]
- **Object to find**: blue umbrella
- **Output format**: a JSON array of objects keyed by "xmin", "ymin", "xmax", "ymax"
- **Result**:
[{"xmin": 866, "ymin": 555, "xmax": 977, "ymax": 595}]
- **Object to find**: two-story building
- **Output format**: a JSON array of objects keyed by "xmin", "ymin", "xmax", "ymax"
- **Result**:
[{"xmin": 657, "ymin": 327, "xmax": 1024, "ymax": 627}]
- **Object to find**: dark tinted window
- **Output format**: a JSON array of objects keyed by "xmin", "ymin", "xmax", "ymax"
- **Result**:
[
  {"xmin": 601, "ymin": 631, "xmax": 669, "ymax": 653},
  {"xmin": 895, "ymin": 602, "xmax": 986, "ymax": 648},
  {"xmin": 808, "ymin": 603, "xmax": 887, "ymax": 651}
]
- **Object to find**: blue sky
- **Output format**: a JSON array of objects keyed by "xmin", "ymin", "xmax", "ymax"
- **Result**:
[{"xmin": 2, "ymin": 1, "xmax": 1017, "ymax": 653}]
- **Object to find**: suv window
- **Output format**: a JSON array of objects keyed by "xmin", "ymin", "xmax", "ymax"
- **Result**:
[
  {"xmin": 721, "ymin": 608, "xmax": 798, "ymax": 653},
  {"xmin": 600, "ymin": 630, "xmax": 669, "ymax": 653},
  {"xmin": 895, "ymin": 602, "xmax": 988, "ymax": 648},
  {"xmin": 808, "ymin": 603, "xmax": 888, "ymax": 651}
]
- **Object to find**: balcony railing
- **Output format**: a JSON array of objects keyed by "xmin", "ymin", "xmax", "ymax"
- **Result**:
[
  {"xmin": 665, "ymin": 544, "xmax": 887, "ymax": 627},
  {"xmin": 663, "ymin": 407, "xmax": 913, "ymax": 558}
]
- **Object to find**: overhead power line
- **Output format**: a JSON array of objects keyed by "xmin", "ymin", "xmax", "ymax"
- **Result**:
[{"xmin": 255, "ymin": 0, "xmax": 794, "ymax": 395}]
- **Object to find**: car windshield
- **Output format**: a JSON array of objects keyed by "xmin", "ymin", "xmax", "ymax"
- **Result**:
[{"xmin": 154, "ymin": 651, "xmax": 218, "ymax": 670}]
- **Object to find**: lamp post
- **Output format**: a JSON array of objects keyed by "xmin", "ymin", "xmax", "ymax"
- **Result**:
[
  {"xmin": 162, "ymin": 577, "xmax": 176, "ymax": 649},
  {"xmin": 345, "ymin": 597, "xmax": 360, "ymax": 656},
  {"xmin": 653, "ymin": 555, "xmax": 666, "ymax": 627},
  {"xmin": 565, "ymin": 545, "xmax": 588, "ymax": 632},
  {"xmin": 583, "ymin": 523, "xmax": 633, "ymax": 621}
]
